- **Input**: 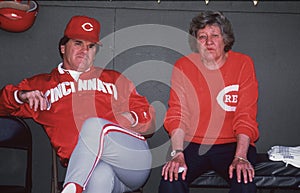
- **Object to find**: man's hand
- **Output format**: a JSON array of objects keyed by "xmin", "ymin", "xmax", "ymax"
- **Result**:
[
  {"xmin": 18, "ymin": 90, "xmax": 49, "ymax": 111},
  {"xmin": 115, "ymin": 112, "xmax": 136, "ymax": 129},
  {"xmin": 161, "ymin": 152, "xmax": 187, "ymax": 182}
]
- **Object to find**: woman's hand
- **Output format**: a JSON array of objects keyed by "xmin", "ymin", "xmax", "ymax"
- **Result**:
[
  {"xmin": 229, "ymin": 156, "xmax": 255, "ymax": 184},
  {"xmin": 161, "ymin": 152, "xmax": 188, "ymax": 182}
]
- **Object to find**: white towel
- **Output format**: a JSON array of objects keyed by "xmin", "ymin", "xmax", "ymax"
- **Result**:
[{"xmin": 268, "ymin": 145, "xmax": 300, "ymax": 168}]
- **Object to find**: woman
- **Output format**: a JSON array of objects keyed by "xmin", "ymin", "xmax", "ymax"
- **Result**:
[{"xmin": 159, "ymin": 11, "xmax": 259, "ymax": 193}]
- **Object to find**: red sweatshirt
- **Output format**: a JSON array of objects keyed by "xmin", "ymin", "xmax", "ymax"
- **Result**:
[
  {"xmin": 164, "ymin": 51, "xmax": 259, "ymax": 145},
  {"xmin": 0, "ymin": 64, "xmax": 155, "ymax": 162}
]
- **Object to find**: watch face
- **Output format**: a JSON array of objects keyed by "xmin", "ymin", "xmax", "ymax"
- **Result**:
[{"xmin": 171, "ymin": 150, "xmax": 176, "ymax": 157}]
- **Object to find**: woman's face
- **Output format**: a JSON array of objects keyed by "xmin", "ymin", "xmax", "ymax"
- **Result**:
[{"xmin": 196, "ymin": 24, "xmax": 226, "ymax": 63}]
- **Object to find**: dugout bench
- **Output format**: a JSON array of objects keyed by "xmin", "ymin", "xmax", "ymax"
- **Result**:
[{"xmin": 189, "ymin": 153, "xmax": 300, "ymax": 193}]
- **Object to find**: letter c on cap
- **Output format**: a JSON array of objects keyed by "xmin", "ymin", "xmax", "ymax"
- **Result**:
[{"xmin": 81, "ymin": 22, "xmax": 94, "ymax": 32}]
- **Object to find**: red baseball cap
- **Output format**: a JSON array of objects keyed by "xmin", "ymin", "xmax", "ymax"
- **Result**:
[{"xmin": 64, "ymin": 15, "xmax": 101, "ymax": 44}]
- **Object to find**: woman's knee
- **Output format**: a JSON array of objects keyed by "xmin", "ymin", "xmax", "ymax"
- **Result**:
[{"xmin": 159, "ymin": 176, "xmax": 189, "ymax": 193}]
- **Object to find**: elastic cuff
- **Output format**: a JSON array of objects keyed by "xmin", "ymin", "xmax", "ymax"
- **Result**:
[
  {"xmin": 130, "ymin": 111, "xmax": 139, "ymax": 127},
  {"xmin": 14, "ymin": 90, "xmax": 24, "ymax": 104}
]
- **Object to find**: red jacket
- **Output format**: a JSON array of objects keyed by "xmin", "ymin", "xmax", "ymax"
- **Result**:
[
  {"xmin": 164, "ymin": 51, "xmax": 259, "ymax": 145},
  {"xmin": 0, "ymin": 64, "xmax": 155, "ymax": 161}
]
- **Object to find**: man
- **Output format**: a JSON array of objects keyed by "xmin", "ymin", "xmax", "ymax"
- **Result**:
[{"xmin": 0, "ymin": 15, "xmax": 155, "ymax": 193}]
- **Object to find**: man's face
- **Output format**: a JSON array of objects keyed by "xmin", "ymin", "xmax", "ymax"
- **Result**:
[{"xmin": 61, "ymin": 39, "xmax": 97, "ymax": 72}]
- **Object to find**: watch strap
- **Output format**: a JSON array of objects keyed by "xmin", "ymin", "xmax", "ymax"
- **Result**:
[{"xmin": 171, "ymin": 149, "xmax": 184, "ymax": 157}]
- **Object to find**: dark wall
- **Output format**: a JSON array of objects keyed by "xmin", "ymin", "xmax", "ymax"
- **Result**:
[{"xmin": 0, "ymin": 1, "xmax": 300, "ymax": 193}]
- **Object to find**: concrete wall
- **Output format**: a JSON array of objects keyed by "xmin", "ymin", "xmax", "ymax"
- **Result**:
[{"xmin": 1, "ymin": 1, "xmax": 300, "ymax": 193}]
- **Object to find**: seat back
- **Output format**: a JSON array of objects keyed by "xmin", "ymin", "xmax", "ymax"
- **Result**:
[
  {"xmin": 0, "ymin": 116, "xmax": 32, "ymax": 193},
  {"xmin": 52, "ymin": 148, "xmax": 63, "ymax": 193}
]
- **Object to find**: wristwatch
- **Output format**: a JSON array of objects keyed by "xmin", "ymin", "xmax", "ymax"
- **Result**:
[{"xmin": 170, "ymin": 149, "xmax": 183, "ymax": 157}]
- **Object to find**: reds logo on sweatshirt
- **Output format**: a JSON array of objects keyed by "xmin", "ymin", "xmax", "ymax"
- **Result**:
[{"xmin": 216, "ymin": 84, "xmax": 239, "ymax": 112}]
